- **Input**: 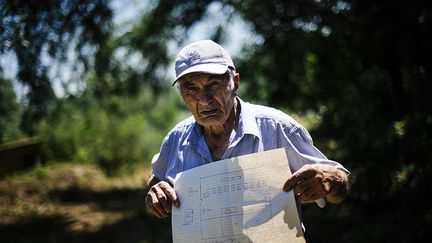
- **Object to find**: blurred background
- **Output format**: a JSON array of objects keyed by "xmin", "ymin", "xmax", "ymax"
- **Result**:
[{"xmin": 1, "ymin": 0, "xmax": 431, "ymax": 242}]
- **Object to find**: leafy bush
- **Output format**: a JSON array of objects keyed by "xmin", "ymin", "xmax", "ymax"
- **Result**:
[
  {"xmin": 0, "ymin": 77, "xmax": 24, "ymax": 143},
  {"xmin": 38, "ymin": 90, "xmax": 186, "ymax": 175}
]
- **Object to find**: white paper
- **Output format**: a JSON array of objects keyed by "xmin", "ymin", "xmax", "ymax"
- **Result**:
[{"xmin": 172, "ymin": 148, "xmax": 305, "ymax": 243}]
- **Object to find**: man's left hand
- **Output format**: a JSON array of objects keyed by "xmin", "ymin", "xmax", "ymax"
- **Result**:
[{"xmin": 283, "ymin": 164, "xmax": 349, "ymax": 204}]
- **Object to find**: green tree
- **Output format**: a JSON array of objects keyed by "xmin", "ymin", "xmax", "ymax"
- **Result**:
[
  {"xmin": 228, "ymin": 0, "xmax": 432, "ymax": 242},
  {"xmin": 0, "ymin": 0, "xmax": 112, "ymax": 135},
  {"xmin": 0, "ymin": 70, "xmax": 22, "ymax": 143},
  {"xmin": 87, "ymin": 0, "xmax": 215, "ymax": 103}
]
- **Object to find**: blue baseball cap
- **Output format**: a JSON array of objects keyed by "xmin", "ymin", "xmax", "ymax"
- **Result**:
[{"xmin": 173, "ymin": 40, "xmax": 235, "ymax": 85}]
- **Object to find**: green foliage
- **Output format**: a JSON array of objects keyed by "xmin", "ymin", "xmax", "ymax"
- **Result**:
[
  {"xmin": 1, "ymin": 0, "xmax": 113, "ymax": 135},
  {"xmin": 0, "ymin": 75, "xmax": 24, "ymax": 143},
  {"xmin": 38, "ymin": 90, "xmax": 185, "ymax": 175},
  {"xmin": 88, "ymin": 0, "xmax": 216, "ymax": 98},
  {"xmin": 226, "ymin": 0, "xmax": 432, "ymax": 241},
  {"xmin": 33, "ymin": 163, "xmax": 48, "ymax": 179}
]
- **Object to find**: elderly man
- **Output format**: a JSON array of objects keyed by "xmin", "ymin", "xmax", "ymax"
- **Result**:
[{"xmin": 145, "ymin": 40, "xmax": 349, "ymax": 219}]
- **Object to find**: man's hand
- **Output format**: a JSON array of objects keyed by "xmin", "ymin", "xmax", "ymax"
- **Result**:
[
  {"xmin": 283, "ymin": 164, "xmax": 349, "ymax": 204},
  {"xmin": 145, "ymin": 176, "xmax": 180, "ymax": 218}
]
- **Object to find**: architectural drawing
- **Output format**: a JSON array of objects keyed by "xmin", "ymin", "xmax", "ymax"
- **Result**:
[{"xmin": 172, "ymin": 148, "xmax": 305, "ymax": 243}]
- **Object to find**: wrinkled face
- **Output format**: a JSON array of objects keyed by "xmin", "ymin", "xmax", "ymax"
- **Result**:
[{"xmin": 178, "ymin": 71, "xmax": 239, "ymax": 128}]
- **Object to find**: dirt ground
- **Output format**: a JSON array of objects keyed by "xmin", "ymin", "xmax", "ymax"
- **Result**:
[{"xmin": 0, "ymin": 163, "xmax": 172, "ymax": 243}]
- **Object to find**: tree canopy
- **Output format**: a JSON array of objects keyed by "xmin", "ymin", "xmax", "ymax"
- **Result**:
[{"xmin": 1, "ymin": 0, "xmax": 112, "ymax": 134}]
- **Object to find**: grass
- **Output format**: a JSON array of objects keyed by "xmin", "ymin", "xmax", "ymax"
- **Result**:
[{"xmin": 0, "ymin": 162, "xmax": 172, "ymax": 243}]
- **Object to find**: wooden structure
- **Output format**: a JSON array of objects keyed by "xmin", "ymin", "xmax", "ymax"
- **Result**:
[{"xmin": 0, "ymin": 137, "xmax": 42, "ymax": 177}]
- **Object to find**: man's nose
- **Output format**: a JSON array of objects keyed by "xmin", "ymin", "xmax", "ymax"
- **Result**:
[{"xmin": 197, "ymin": 90, "xmax": 213, "ymax": 105}]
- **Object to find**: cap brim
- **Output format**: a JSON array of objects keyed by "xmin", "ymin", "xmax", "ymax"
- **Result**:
[{"xmin": 172, "ymin": 64, "xmax": 229, "ymax": 86}]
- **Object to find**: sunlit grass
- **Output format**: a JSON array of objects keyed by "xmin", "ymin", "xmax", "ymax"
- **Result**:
[{"xmin": 0, "ymin": 162, "xmax": 151, "ymax": 225}]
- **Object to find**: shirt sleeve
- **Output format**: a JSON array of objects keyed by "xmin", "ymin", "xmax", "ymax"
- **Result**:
[
  {"xmin": 282, "ymin": 124, "xmax": 350, "ymax": 175},
  {"xmin": 151, "ymin": 134, "xmax": 171, "ymax": 182}
]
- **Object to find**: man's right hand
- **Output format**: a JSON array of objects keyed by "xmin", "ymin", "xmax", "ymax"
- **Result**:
[{"xmin": 145, "ymin": 179, "xmax": 180, "ymax": 218}]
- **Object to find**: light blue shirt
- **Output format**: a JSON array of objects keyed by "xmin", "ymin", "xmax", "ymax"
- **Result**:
[{"xmin": 152, "ymin": 97, "xmax": 349, "ymax": 185}]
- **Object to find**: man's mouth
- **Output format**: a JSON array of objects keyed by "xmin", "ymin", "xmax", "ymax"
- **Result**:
[{"xmin": 199, "ymin": 109, "xmax": 218, "ymax": 116}]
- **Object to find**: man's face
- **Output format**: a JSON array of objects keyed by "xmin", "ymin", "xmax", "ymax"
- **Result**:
[{"xmin": 178, "ymin": 71, "xmax": 239, "ymax": 128}]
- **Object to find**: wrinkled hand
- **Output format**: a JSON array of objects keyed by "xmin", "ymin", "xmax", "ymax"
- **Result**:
[
  {"xmin": 283, "ymin": 164, "xmax": 349, "ymax": 204},
  {"xmin": 145, "ymin": 181, "xmax": 180, "ymax": 218}
]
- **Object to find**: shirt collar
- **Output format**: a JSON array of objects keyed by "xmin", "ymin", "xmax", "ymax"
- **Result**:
[{"xmin": 236, "ymin": 97, "xmax": 262, "ymax": 141}]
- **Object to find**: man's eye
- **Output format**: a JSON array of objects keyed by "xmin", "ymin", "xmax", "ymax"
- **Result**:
[{"xmin": 186, "ymin": 86, "xmax": 198, "ymax": 93}]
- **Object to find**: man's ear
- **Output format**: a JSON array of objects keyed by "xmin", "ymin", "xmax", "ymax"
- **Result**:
[{"xmin": 233, "ymin": 73, "xmax": 240, "ymax": 95}]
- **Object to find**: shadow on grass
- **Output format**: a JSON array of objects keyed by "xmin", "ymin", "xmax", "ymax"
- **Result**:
[
  {"xmin": 1, "ymin": 186, "xmax": 173, "ymax": 243},
  {"xmin": 48, "ymin": 186, "xmax": 148, "ymax": 212}
]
